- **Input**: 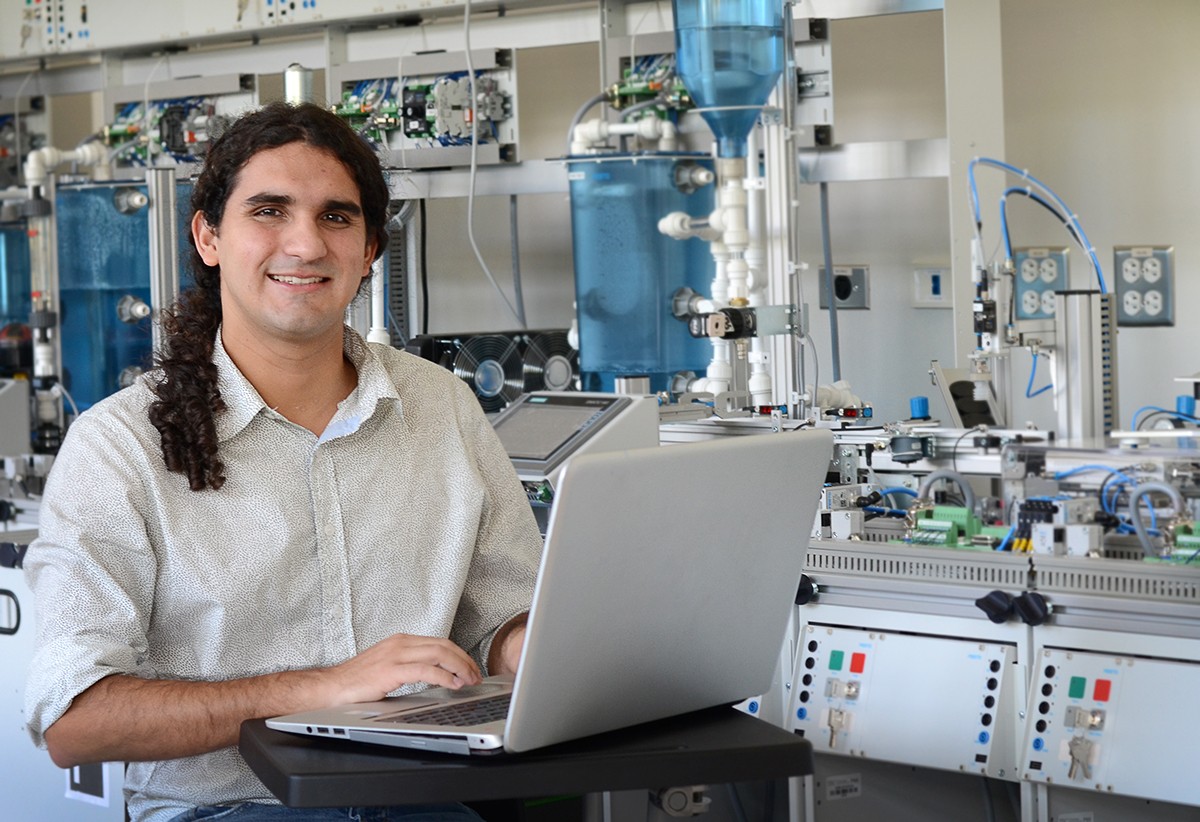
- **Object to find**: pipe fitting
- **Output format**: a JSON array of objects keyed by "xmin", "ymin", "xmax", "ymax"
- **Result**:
[{"xmin": 24, "ymin": 142, "xmax": 107, "ymax": 189}]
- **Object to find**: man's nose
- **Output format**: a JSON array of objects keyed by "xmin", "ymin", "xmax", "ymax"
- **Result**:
[{"xmin": 281, "ymin": 217, "xmax": 328, "ymax": 261}]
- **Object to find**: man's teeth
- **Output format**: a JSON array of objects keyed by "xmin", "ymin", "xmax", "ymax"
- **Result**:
[{"xmin": 270, "ymin": 275, "xmax": 326, "ymax": 285}]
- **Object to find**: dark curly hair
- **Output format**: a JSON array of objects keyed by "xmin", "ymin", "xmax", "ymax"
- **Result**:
[{"xmin": 148, "ymin": 102, "xmax": 390, "ymax": 491}]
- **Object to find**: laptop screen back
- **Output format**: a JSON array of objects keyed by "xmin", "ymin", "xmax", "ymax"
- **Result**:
[{"xmin": 504, "ymin": 428, "xmax": 833, "ymax": 752}]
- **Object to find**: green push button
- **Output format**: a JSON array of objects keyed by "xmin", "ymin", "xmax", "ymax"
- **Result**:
[
  {"xmin": 829, "ymin": 650, "xmax": 845, "ymax": 671},
  {"xmin": 1068, "ymin": 676, "xmax": 1087, "ymax": 699}
]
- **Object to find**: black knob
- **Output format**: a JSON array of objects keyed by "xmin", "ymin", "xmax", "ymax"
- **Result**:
[
  {"xmin": 795, "ymin": 574, "xmax": 819, "ymax": 605},
  {"xmin": 974, "ymin": 590, "xmax": 1014, "ymax": 624},
  {"xmin": 1013, "ymin": 592, "xmax": 1053, "ymax": 626}
]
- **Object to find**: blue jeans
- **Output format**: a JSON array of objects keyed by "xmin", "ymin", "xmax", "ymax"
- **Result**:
[{"xmin": 168, "ymin": 803, "xmax": 485, "ymax": 821}]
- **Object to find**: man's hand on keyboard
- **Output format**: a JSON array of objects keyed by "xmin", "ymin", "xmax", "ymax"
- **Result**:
[{"xmin": 324, "ymin": 633, "xmax": 483, "ymax": 705}]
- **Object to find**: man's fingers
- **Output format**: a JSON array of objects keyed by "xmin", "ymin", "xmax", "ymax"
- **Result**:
[{"xmin": 371, "ymin": 634, "xmax": 482, "ymax": 684}]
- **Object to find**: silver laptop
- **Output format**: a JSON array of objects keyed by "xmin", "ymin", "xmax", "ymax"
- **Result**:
[{"xmin": 267, "ymin": 428, "xmax": 834, "ymax": 755}]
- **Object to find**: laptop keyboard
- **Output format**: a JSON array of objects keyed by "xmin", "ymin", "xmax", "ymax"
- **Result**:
[{"xmin": 376, "ymin": 693, "xmax": 512, "ymax": 727}]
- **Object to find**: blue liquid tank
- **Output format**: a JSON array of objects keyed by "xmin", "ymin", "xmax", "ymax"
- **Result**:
[
  {"xmin": 0, "ymin": 225, "xmax": 32, "ymax": 375},
  {"xmin": 672, "ymin": 0, "xmax": 785, "ymax": 159},
  {"xmin": 55, "ymin": 182, "xmax": 195, "ymax": 410},
  {"xmin": 568, "ymin": 0, "xmax": 784, "ymax": 395},
  {"xmin": 568, "ymin": 155, "xmax": 716, "ymax": 393},
  {"xmin": 55, "ymin": 184, "xmax": 156, "ymax": 410},
  {"xmin": 0, "ymin": 225, "xmax": 31, "ymax": 327}
]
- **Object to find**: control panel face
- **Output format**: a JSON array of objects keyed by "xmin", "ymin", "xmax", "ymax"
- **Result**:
[
  {"xmin": 1023, "ymin": 647, "xmax": 1200, "ymax": 806},
  {"xmin": 789, "ymin": 624, "xmax": 1020, "ymax": 779}
]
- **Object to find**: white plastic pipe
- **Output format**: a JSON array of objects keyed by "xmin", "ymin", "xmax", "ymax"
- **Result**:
[
  {"xmin": 366, "ymin": 259, "xmax": 390, "ymax": 345},
  {"xmin": 570, "ymin": 117, "xmax": 678, "ymax": 154},
  {"xmin": 744, "ymin": 127, "xmax": 772, "ymax": 405},
  {"xmin": 658, "ymin": 211, "xmax": 722, "ymax": 242},
  {"xmin": 23, "ymin": 142, "xmax": 108, "ymax": 190}
]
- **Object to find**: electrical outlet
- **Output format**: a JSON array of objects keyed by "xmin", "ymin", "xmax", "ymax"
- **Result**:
[
  {"xmin": 1013, "ymin": 247, "xmax": 1068, "ymax": 320},
  {"xmin": 1114, "ymin": 246, "xmax": 1174, "ymax": 326},
  {"xmin": 818, "ymin": 265, "xmax": 869, "ymax": 309},
  {"xmin": 913, "ymin": 268, "xmax": 951, "ymax": 309}
]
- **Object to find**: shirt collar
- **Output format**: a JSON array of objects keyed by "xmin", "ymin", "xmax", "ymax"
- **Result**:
[{"xmin": 213, "ymin": 326, "xmax": 402, "ymax": 443}]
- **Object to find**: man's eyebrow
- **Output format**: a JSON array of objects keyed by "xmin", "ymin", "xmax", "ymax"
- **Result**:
[
  {"xmin": 242, "ymin": 193, "xmax": 293, "ymax": 208},
  {"xmin": 323, "ymin": 199, "xmax": 364, "ymax": 216},
  {"xmin": 240, "ymin": 194, "xmax": 362, "ymax": 217}
]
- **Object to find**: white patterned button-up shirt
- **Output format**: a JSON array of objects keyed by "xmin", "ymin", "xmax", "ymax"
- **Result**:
[{"xmin": 24, "ymin": 327, "xmax": 542, "ymax": 822}]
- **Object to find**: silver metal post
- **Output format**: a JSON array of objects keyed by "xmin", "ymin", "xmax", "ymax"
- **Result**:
[
  {"xmin": 1053, "ymin": 290, "xmax": 1119, "ymax": 442},
  {"xmin": 145, "ymin": 167, "xmax": 180, "ymax": 357}
]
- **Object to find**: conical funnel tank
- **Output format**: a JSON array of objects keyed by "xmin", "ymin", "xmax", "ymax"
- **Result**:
[{"xmin": 672, "ymin": 0, "xmax": 785, "ymax": 158}]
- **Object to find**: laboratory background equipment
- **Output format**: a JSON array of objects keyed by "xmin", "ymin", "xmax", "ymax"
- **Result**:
[{"xmin": 2, "ymin": 2, "xmax": 1200, "ymax": 821}]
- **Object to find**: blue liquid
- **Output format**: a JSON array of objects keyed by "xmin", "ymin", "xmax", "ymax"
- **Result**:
[
  {"xmin": 676, "ymin": 25, "xmax": 785, "ymax": 158},
  {"xmin": 0, "ymin": 226, "xmax": 32, "ymax": 327},
  {"xmin": 568, "ymin": 155, "xmax": 716, "ymax": 393},
  {"xmin": 55, "ymin": 183, "xmax": 196, "ymax": 409},
  {"xmin": 59, "ymin": 286, "xmax": 155, "ymax": 407}
]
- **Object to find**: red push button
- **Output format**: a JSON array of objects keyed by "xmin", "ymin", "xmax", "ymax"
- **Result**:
[
  {"xmin": 1093, "ymin": 679, "xmax": 1111, "ymax": 702},
  {"xmin": 850, "ymin": 652, "xmax": 866, "ymax": 674}
]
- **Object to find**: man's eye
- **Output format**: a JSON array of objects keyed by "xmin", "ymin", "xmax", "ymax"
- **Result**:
[
  {"xmin": 323, "ymin": 213, "xmax": 350, "ymax": 224},
  {"xmin": 254, "ymin": 207, "xmax": 282, "ymax": 218}
]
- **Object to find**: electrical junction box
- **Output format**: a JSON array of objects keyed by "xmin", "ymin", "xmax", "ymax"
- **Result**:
[
  {"xmin": 1023, "ymin": 647, "xmax": 1200, "ymax": 805},
  {"xmin": 821, "ymin": 483, "xmax": 872, "ymax": 510},
  {"xmin": 829, "ymin": 509, "xmax": 864, "ymax": 540},
  {"xmin": 819, "ymin": 265, "xmax": 869, "ymax": 309},
  {"xmin": 1031, "ymin": 522, "xmax": 1102, "ymax": 556},
  {"xmin": 1014, "ymin": 247, "xmax": 1068, "ymax": 321},
  {"xmin": 788, "ymin": 624, "xmax": 1020, "ymax": 779},
  {"xmin": 1114, "ymin": 246, "xmax": 1174, "ymax": 326}
]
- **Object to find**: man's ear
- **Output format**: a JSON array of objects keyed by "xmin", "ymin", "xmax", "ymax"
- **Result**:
[
  {"xmin": 362, "ymin": 238, "xmax": 378, "ymax": 278},
  {"xmin": 192, "ymin": 211, "xmax": 220, "ymax": 267}
]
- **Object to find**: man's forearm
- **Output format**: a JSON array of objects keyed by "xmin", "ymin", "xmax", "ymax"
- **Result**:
[
  {"xmin": 45, "ymin": 631, "xmax": 485, "ymax": 767},
  {"xmin": 44, "ymin": 669, "xmax": 331, "ymax": 768}
]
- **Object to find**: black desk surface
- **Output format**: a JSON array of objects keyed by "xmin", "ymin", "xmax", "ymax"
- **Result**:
[{"xmin": 240, "ymin": 706, "xmax": 813, "ymax": 808}]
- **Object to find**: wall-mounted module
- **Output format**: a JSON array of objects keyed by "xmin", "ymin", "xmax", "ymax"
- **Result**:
[
  {"xmin": 612, "ymin": 52, "xmax": 691, "ymax": 112},
  {"xmin": 105, "ymin": 98, "xmax": 224, "ymax": 169},
  {"xmin": 1022, "ymin": 647, "xmax": 1200, "ymax": 805},
  {"xmin": 788, "ymin": 624, "xmax": 1020, "ymax": 779},
  {"xmin": 0, "ymin": 2, "xmax": 52, "ymax": 59},
  {"xmin": 101, "ymin": 74, "xmax": 254, "ymax": 178},
  {"xmin": 332, "ymin": 49, "xmax": 517, "ymax": 170}
]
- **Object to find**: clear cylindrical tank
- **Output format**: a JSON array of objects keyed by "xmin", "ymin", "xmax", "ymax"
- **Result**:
[
  {"xmin": 672, "ymin": 0, "xmax": 785, "ymax": 158},
  {"xmin": 568, "ymin": 154, "xmax": 715, "ymax": 393}
]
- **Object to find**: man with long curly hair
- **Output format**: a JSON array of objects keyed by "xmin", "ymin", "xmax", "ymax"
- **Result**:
[{"xmin": 23, "ymin": 102, "xmax": 542, "ymax": 822}]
